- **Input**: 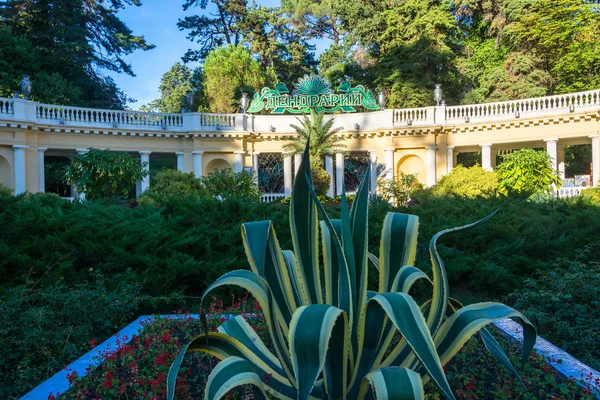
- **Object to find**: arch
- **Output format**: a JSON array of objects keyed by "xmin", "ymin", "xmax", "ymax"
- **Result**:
[
  {"xmin": 205, "ymin": 158, "xmax": 232, "ymax": 175},
  {"xmin": 396, "ymin": 154, "xmax": 425, "ymax": 184},
  {"xmin": 0, "ymin": 154, "xmax": 12, "ymax": 189}
]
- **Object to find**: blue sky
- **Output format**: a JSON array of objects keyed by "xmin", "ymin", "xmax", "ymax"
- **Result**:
[{"xmin": 109, "ymin": 0, "xmax": 328, "ymax": 110}]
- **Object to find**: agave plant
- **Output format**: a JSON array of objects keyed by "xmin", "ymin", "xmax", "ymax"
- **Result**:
[{"xmin": 167, "ymin": 144, "xmax": 536, "ymax": 400}]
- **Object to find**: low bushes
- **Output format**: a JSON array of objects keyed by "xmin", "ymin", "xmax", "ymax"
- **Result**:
[
  {"xmin": 0, "ymin": 274, "xmax": 142, "ymax": 397},
  {"xmin": 506, "ymin": 243, "xmax": 600, "ymax": 371},
  {"xmin": 2, "ymin": 187, "xmax": 600, "ymax": 396},
  {"xmin": 431, "ymin": 165, "xmax": 500, "ymax": 199},
  {"xmin": 138, "ymin": 169, "xmax": 202, "ymax": 206},
  {"xmin": 140, "ymin": 169, "xmax": 262, "ymax": 205}
]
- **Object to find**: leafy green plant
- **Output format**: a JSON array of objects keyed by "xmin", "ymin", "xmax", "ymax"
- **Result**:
[
  {"xmin": 167, "ymin": 145, "xmax": 536, "ymax": 399},
  {"xmin": 506, "ymin": 242, "xmax": 600, "ymax": 371},
  {"xmin": 64, "ymin": 148, "xmax": 148, "ymax": 200},
  {"xmin": 309, "ymin": 158, "xmax": 331, "ymax": 197},
  {"xmin": 201, "ymin": 169, "xmax": 262, "ymax": 202},
  {"xmin": 139, "ymin": 169, "xmax": 203, "ymax": 206},
  {"xmin": 432, "ymin": 165, "xmax": 499, "ymax": 199},
  {"xmin": 283, "ymin": 110, "xmax": 345, "ymax": 159},
  {"xmin": 0, "ymin": 274, "xmax": 142, "ymax": 397},
  {"xmin": 496, "ymin": 149, "xmax": 560, "ymax": 195},
  {"xmin": 377, "ymin": 172, "xmax": 423, "ymax": 206}
]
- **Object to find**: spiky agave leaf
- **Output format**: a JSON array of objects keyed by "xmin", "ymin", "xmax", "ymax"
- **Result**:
[{"xmin": 167, "ymin": 141, "xmax": 537, "ymax": 400}]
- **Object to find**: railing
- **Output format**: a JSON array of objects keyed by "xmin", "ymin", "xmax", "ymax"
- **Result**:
[
  {"xmin": 36, "ymin": 103, "xmax": 184, "ymax": 128},
  {"xmin": 555, "ymin": 186, "xmax": 592, "ymax": 198},
  {"xmin": 260, "ymin": 193, "xmax": 286, "ymax": 202},
  {"xmin": 446, "ymin": 89, "xmax": 600, "ymax": 123},
  {"xmin": 392, "ymin": 107, "xmax": 430, "ymax": 126},
  {"xmin": 1, "ymin": 87, "xmax": 600, "ymax": 133},
  {"xmin": 0, "ymin": 98, "xmax": 13, "ymax": 115},
  {"xmin": 200, "ymin": 113, "xmax": 235, "ymax": 128}
]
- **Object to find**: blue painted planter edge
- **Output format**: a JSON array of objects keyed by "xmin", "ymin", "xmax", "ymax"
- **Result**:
[{"xmin": 21, "ymin": 316, "xmax": 600, "ymax": 399}]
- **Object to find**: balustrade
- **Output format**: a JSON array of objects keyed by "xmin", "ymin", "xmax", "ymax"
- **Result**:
[
  {"xmin": 199, "ymin": 113, "xmax": 235, "ymax": 128},
  {"xmin": 260, "ymin": 193, "xmax": 286, "ymax": 203},
  {"xmin": 393, "ymin": 107, "xmax": 430, "ymax": 125},
  {"xmin": 0, "ymin": 87, "xmax": 599, "ymax": 132},
  {"xmin": 35, "ymin": 103, "xmax": 183, "ymax": 127},
  {"xmin": 446, "ymin": 89, "xmax": 600, "ymax": 123},
  {"xmin": 0, "ymin": 98, "xmax": 13, "ymax": 115},
  {"xmin": 556, "ymin": 186, "xmax": 591, "ymax": 199}
]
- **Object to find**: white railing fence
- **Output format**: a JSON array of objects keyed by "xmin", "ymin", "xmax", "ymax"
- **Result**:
[
  {"xmin": 260, "ymin": 193, "xmax": 286, "ymax": 202},
  {"xmin": 199, "ymin": 113, "xmax": 236, "ymax": 128},
  {"xmin": 0, "ymin": 98, "xmax": 13, "ymax": 115},
  {"xmin": 36, "ymin": 103, "xmax": 184, "ymax": 128},
  {"xmin": 392, "ymin": 107, "xmax": 432, "ymax": 126},
  {"xmin": 555, "ymin": 186, "xmax": 592, "ymax": 199},
  {"xmin": 1, "ymin": 87, "xmax": 600, "ymax": 132},
  {"xmin": 446, "ymin": 89, "xmax": 600, "ymax": 124}
]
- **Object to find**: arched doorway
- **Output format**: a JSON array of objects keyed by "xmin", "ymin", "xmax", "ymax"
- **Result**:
[
  {"xmin": 205, "ymin": 158, "xmax": 232, "ymax": 175},
  {"xmin": 397, "ymin": 154, "xmax": 425, "ymax": 184},
  {"xmin": 0, "ymin": 155, "xmax": 12, "ymax": 189}
]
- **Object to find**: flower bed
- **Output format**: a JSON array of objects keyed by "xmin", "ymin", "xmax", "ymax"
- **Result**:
[{"xmin": 40, "ymin": 301, "xmax": 598, "ymax": 400}]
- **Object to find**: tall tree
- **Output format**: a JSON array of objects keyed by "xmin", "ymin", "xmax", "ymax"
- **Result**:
[
  {"xmin": 178, "ymin": 0, "xmax": 247, "ymax": 62},
  {"xmin": 0, "ymin": 0, "xmax": 153, "ymax": 108},
  {"xmin": 203, "ymin": 44, "xmax": 276, "ymax": 113},
  {"xmin": 141, "ymin": 62, "xmax": 207, "ymax": 113},
  {"xmin": 178, "ymin": 0, "xmax": 316, "ymax": 81}
]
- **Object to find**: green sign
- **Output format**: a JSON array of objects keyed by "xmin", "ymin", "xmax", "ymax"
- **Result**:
[{"xmin": 247, "ymin": 73, "xmax": 380, "ymax": 114}]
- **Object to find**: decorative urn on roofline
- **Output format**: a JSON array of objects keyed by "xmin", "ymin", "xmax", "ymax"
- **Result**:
[
  {"xmin": 434, "ymin": 83, "xmax": 443, "ymax": 106},
  {"xmin": 20, "ymin": 75, "xmax": 32, "ymax": 100}
]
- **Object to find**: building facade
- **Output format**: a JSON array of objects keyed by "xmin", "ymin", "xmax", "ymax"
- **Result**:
[{"xmin": 1, "ymin": 88, "xmax": 599, "ymax": 199}]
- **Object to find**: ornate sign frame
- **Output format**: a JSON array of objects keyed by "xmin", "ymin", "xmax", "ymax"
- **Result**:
[{"xmin": 247, "ymin": 73, "xmax": 380, "ymax": 114}]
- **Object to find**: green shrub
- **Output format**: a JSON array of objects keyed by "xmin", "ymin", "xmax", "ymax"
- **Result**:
[
  {"xmin": 139, "ymin": 169, "xmax": 202, "ymax": 206},
  {"xmin": 432, "ymin": 165, "xmax": 499, "ymax": 199},
  {"xmin": 64, "ymin": 148, "xmax": 148, "ymax": 200},
  {"xmin": 377, "ymin": 172, "xmax": 423, "ymax": 206},
  {"xmin": 506, "ymin": 243, "xmax": 600, "ymax": 370},
  {"xmin": 200, "ymin": 168, "xmax": 262, "ymax": 202},
  {"xmin": 0, "ymin": 274, "xmax": 142, "ymax": 397},
  {"xmin": 496, "ymin": 149, "xmax": 560, "ymax": 195},
  {"xmin": 309, "ymin": 157, "xmax": 331, "ymax": 196},
  {"xmin": 580, "ymin": 187, "xmax": 600, "ymax": 205},
  {"xmin": 167, "ymin": 148, "xmax": 536, "ymax": 399}
]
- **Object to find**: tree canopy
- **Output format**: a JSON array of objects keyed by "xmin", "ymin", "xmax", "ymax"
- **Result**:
[
  {"xmin": 2, "ymin": 0, "xmax": 599, "ymax": 110},
  {"xmin": 0, "ymin": 0, "xmax": 154, "ymax": 108}
]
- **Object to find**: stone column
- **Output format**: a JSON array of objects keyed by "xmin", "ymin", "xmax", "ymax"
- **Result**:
[
  {"xmin": 283, "ymin": 153, "xmax": 293, "ymax": 197},
  {"xmin": 385, "ymin": 148, "xmax": 395, "ymax": 181},
  {"xmin": 176, "ymin": 152, "xmax": 184, "ymax": 172},
  {"xmin": 294, "ymin": 153, "xmax": 302, "ymax": 178},
  {"xmin": 234, "ymin": 151, "xmax": 244, "ymax": 173},
  {"xmin": 75, "ymin": 148, "xmax": 89, "ymax": 200},
  {"xmin": 252, "ymin": 152, "xmax": 260, "ymax": 176},
  {"xmin": 139, "ymin": 151, "xmax": 151, "ymax": 193},
  {"xmin": 252, "ymin": 152, "xmax": 260, "ymax": 188},
  {"xmin": 325, "ymin": 155, "xmax": 334, "ymax": 197},
  {"xmin": 557, "ymin": 144, "xmax": 566, "ymax": 180},
  {"xmin": 13, "ymin": 144, "xmax": 28, "ymax": 194},
  {"xmin": 480, "ymin": 144, "xmax": 493, "ymax": 171},
  {"xmin": 544, "ymin": 139, "xmax": 559, "ymax": 174},
  {"xmin": 192, "ymin": 151, "xmax": 204, "ymax": 178},
  {"xmin": 425, "ymin": 145, "xmax": 437, "ymax": 187},
  {"xmin": 590, "ymin": 135, "xmax": 600, "ymax": 186},
  {"xmin": 369, "ymin": 150, "xmax": 377, "ymax": 194},
  {"xmin": 335, "ymin": 152, "xmax": 344, "ymax": 195},
  {"xmin": 38, "ymin": 147, "xmax": 47, "ymax": 193},
  {"xmin": 446, "ymin": 146, "xmax": 455, "ymax": 174}
]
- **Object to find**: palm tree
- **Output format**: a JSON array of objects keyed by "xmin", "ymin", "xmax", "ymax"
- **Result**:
[{"xmin": 283, "ymin": 110, "xmax": 346, "ymax": 158}]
